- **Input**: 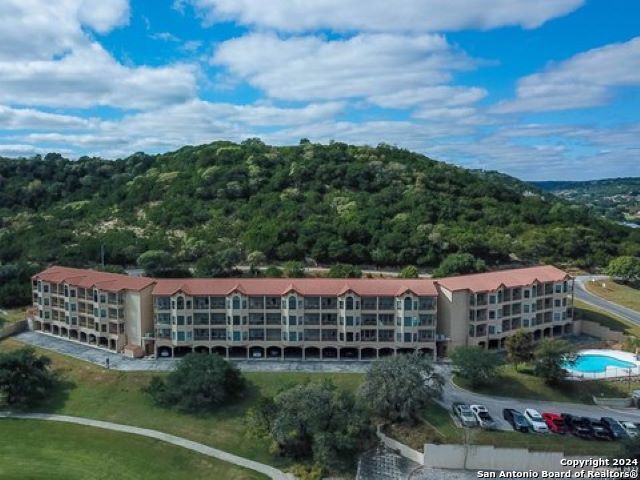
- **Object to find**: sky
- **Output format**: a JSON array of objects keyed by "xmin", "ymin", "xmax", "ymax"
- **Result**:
[{"xmin": 0, "ymin": 0, "xmax": 639, "ymax": 180}]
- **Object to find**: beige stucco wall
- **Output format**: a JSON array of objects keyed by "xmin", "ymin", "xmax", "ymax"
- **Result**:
[
  {"xmin": 437, "ymin": 287, "xmax": 469, "ymax": 349},
  {"xmin": 124, "ymin": 285, "xmax": 154, "ymax": 346}
]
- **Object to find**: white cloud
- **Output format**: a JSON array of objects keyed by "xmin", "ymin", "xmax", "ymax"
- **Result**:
[
  {"xmin": 185, "ymin": 0, "xmax": 583, "ymax": 32},
  {"xmin": 369, "ymin": 85, "xmax": 487, "ymax": 109},
  {"xmin": 494, "ymin": 36, "xmax": 640, "ymax": 112},
  {"xmin": 0, "ymin": 105, "xmax": 93, "ymax": 130},
  {"xmin": 213, "ymin": 33, "xmax": 474, "ymax": 103}
]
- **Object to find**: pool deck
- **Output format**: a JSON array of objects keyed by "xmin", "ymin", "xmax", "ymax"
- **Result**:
[{"xmin": 566, "ymin": 349, "xmax": 640, "ymax": 380}]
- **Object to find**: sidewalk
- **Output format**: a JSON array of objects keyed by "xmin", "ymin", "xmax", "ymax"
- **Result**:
[
  {"xmin": 0, "ymin": 412, "xmax": 292, "ymax": 480},
  {"xmin": 10, "ymin": 331, "xmax": 370, "ymax": 373}
]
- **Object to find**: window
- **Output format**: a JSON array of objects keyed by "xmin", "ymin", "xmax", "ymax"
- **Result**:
[
  {"xmin": 156, "ymin": 296, "xmax": 171, "ymax": 309},
  {"xmin": 288, "ymin": 315, "xmax": 297, "ymax": 326},
  {"xmin": 362, "ymin": 297, "xmax": 377, "ymax": 309},
  {"xmin": 524, "ymin": 290, "xmax": 530, "ymax": 298},
  {"xmin": 404, "ymin": 297, "xmax": 412, "ymax": 310},
  {"xmin": 555, "ymin": 284, "xmax": 562, "ymax": 293},
  {"xmin": 157, "ymin": 313, "xmax": 171, "ymax": 325},
  {"xmin": 305, "ymin": 296, "xmax": 320, "ymax": 309},
  {"xmin": 232, "ymin": 296, "xmax": 241, "ymax": 309},
  {"xmin": 289, "ymin": 332, "xmax": 297, "ymax": 342},
  {"xmin": 194, "ymin": 296, "xmax": 209, "ymax": 309},
  {"xmin": 378, "ymin": 297, "xmax": 394, "ymax": 310},
  {"xmin": 211, "ymin": 313, "xmax": 226, "ymax": 325},
  {"xmin": 489, "ymin": 295, "xmax": 496, "ymax": 304},
  {"xmin": 177, "ymin": 316, "xmax": 185, "ymax": 325},
  {"xmin": 210, "ymin": 296, "xmax": 226, "ymax": 309},
  {"xmin": 288, "ymin": 296, "xmax": 297, "ymax": 309},
  {"xmin": 404, "ymin": 332, "xmax": 412, "ymax": 342},
  {"xmin": 346, "ymin": 297, "xmax": 354, "ymax": 310},
  {"xmin": 418, "ymin": 297, "xmax": 435, "ymax": 310},
  {"xmin": 345, "ymin": 316, "xmax": 354, "ymax": 326},
  {"xmin": 176, "ymin": 297, "xmax": 184, "ymax": 310}
]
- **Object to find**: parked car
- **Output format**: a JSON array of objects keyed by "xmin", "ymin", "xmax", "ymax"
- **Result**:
[
  {"xmin": 542, "ymin": 412, "xmax": 568, "ymax": 434},
  {"xmin": 524, "ymin": 409, "xmax": 549, "ymax": 433},
  {"xmin": 621, "ymin": 422, "xmax": 639, "ymax": 438},
  {"xmin": 503, "ymin": 408, "xmax": 531, "ymax": 433},
  {"xmin": 588, "ymin": 418, "xmax": 613, "ymax": 440},
  {"xmin": 470, "ymin": 405, "xmax": 498, "ymax": 430},
  {"xmin": 452, "ymin": 402, "xmax": 478, "ymax": 427},
  {"xmin": 562, "ymin": 414, "xmax": 593, "ymax": 439},
  {"xmin": 601, "ymin": 417, "xmax": 628, "ymax": 440}
]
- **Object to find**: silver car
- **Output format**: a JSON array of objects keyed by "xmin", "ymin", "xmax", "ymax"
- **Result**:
[{"xmin": 452, "ymin": 402, "xmax": 478, "ymax": 427}]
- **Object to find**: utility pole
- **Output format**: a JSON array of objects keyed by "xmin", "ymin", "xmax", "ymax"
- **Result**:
[{"xmin": 101, "ymin": 244, "xmax": 105, "ymax": 268}]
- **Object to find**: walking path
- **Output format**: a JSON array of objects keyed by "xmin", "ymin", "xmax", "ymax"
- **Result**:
[
  {"xmin": 10, "ymin": 331, "xmax": 370, "ymax": 373},
  {"xmin": 0, "ymin": 412, "xmax": 292, "ymax": 480}
]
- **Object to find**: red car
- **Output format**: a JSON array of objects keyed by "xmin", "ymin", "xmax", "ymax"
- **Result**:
[{"xmin": 542, "ymin": 412, "xmax": 568, "ymax": 434}]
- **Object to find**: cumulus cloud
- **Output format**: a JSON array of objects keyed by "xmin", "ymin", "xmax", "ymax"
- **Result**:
[
  {"xmin": 185, "ymin": 0, "xmax": 583, "ymax": 32},
  {"xmin": 493, "ymin": 36, "xmax": 640, "ymax": 112},
  {"xmin": 213, "ymin": 33, "xmax": 474, "ymax": 103},
  {"xmin": 0, "ymin": 105, "xmax": 93, "ymax": 130}
]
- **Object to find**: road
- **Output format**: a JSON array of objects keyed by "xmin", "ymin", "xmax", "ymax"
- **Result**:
[
  {"xmin": 574, "ymin": 275, "xmax": 640, "ymax": 325},
  {"xmin": 436, "ymin": 365, "xmax": 640, "ymax": 430}
]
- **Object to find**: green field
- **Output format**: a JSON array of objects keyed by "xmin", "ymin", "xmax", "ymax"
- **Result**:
[
  {"xmin": 584, "ymin": 280, "xmax": 640, "ymax": 312},
  {"xmin": 454, "ymin": 364, "xmax": 640, "ymax": 404},
  {"xmin": 0, "ymin": 307, "xmax": 27, "ymax": 325},
  {"xmin": 0, "ymin": 338, "xmax": 362, "ymax": 469},
  {"xmin": 574, "ymin": 299, "xmax": 640, "ymax": 337},
  {"xmin": 0, "ymin": 419, "xmax": 265, "ymax": 480}
]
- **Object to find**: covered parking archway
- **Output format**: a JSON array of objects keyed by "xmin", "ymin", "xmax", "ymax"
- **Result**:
[
  {"xmin": 284, "ymin": 346, "xmax": 303, "ymax": 360},
  {"xmin": 249, "ymin": 346, "xmax": 265, "ymax": 359},
  {"xmin": 79, "ymin": 332, "xmax": 87, "ymax": 343},
  {"xmin": 419, "ymin": 347, "xmax": 434, "ymax": 359},
  {"xmin": 88, "ymin": 333, "xmax": 96, "ymax": 345},
  {"xmin": 52, "ymin": 325, "xmax": 60, "ymax": 335},
  {"xmin": 266, "ymin": 346, "xmax": 282, "ymax": 359},
  {"xmin": 304, "ymin": 347, "xmax": 320, "ymax": 360},
  {"xmin": 212, "ymin": 346, "xmax": 227, "ymax": 357},
  {"xmin": 360, "ymin": 347, "xmax": 377, "ymax": 360},
  {"xmin": 321, "ymin": 347, "xmax": 337, "ymax": 359},
  {"xmin": 194, "ymin": 346, "xmax": 210, "ymax": 354},
  {"xmin": 174, "ymin": 346, "xmax": 193, "ymax": 357},
  {"xmin": 228, "ymin": 346, "xmax": 247, "ymax": 359},
  {"xmin": 109, "ymin": 339, "xmax": 117, "ymax": 350},
  {"xmin": 378, "ymin": 347, "xmax": 394, "ymax": 358},
  {"xmin": 340, "ymin": 347, "xmax": 358, "ymax": 360},
  {"xmin": 98, "ymin": 336, "xmax": 108, "ymax": 348},
  {"xmin": 69, "ymin": 329, "xmax": 79, "ymax": 340},
  {"xmin": 543, "ymin": 327, "xmax": 551, "ymax": 338}
]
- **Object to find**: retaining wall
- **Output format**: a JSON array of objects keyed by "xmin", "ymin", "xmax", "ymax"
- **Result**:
[
  {"xmin": 0, "ymin": 320, "xmax": 28, "ymax": 340},
  {"xmin": 376, "ymin": 426, "xmax": 423, "ymax": 465}
]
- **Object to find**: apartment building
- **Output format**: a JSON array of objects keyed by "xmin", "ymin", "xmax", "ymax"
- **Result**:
[
  {"xmin": 31, "ymin": 266, "xmax": 155, "ymax": 356},
  {"xmin": 30, "ymin": 264, "xmax": 573, "ymax": 360},
  {"xmin": 436, "ymin": 266, "xmax": 574, "ymax": 356}
]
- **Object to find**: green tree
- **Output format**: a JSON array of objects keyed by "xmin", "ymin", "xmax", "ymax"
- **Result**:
[
  {"xmin": 398, "ymin": 265, "xmax": 419, "ymax": 278},
  {"xmin": 327, "ymin": 264, "xmax": 362, "ymax": 278},
  {"xmin": 247, "ymin": 380, "xmax": 372, "ymax": 471},
  {"xmin": 606, "ymin": 256, "xmax": 640, "ymax": 284},
  {"xmin": 264, "ymin": 266, "xmax": 283, "ymax": 277},
  {"xmin": 505, "ymin": 330, "xmax": 535, "ymax": 371},
  {"xmin": 283, "ymin": 261, "xmax": 305, "ymax": 278},
  {"xmin": 533, "ymin": 339, "xmax": 576, "ymax": 384},
  {"xmin": 145, "ymin": 353, "xmax": 245, "ymax": 412},
  {"xmin": 0, "ymin": 347, "xmax": 58, "ymax": 406},
  {"xmin": 359, "ymin": 353, "xmax": 443, "ymax": 423},
  {"xmin": 433, "ymin": 253, "xmax": 487, "ymax": 278},
  {"xmin": 136, "ymin": 250, "xmax": 177, "ymax": 277},
  {"xmin": 450, "ymin": 346, "xmax": 502, "ymax": 388}
]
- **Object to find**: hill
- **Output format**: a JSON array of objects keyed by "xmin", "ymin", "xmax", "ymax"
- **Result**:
[
  {"xmin": 533, "ymin": 178, "xmax": 640, "ymax": 225},
  {"xmin": 1, "ymin": 140, "xmax": 639, "ymax": 306}
]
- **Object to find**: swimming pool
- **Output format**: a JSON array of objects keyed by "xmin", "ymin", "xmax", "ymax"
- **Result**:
[{"xmin": 566, "ymin": 354, "xmax": 637, "ymax": 374}]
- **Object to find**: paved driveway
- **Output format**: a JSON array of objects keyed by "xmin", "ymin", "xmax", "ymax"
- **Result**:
[
  {"xmin": 574, "ymin": 275, "xmax": 640, "ymax": 325},
  {"xmin": 436, "ymin": 364, "xmax": 640, "ymax": 430},
  {"xmin": 10, "ymin": 331, "xmax": 370, "ymax": 373}
]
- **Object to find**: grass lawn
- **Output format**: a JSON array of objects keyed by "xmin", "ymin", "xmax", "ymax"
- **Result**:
[
  {"xmin": 584, "ymin": 280, "xmax": 640, "ymax": 312},
  {"xmin": 574, "ymin": 299, "xmax": 640, "ymax": 337},
  {"xmin": 390, "ymin": 401, "xmax": 624, "ymax": 457},
  {"xmin": 454, "ymin": 364, "xmax": 640, "ymax": 404},
  {"xmin": 0, "ymin": 307, "xmax": 28, "ymax": 325},
  {"xmin": 0, "ymin": 419, "xmax": 265, "ymax": 480},
  {"xmin": 0, "ymin": 337, "xmax": 362, "ymax": 469}
]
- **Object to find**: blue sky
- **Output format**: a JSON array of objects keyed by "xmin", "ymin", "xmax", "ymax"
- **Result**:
[{"xmin": 0, "ymin": 0, "xmax": 638, "ymax": 180}]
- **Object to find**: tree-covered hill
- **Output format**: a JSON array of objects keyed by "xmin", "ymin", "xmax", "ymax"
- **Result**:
[
  {"xmin": 1, "ymin": 140, "xmax": 639, "ymax": 305},
  {"xmin": 534, "ymin": 178, "xmax": 640, "ymax": 224}
]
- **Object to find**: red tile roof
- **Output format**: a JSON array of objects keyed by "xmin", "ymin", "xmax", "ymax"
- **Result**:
[
  {"xmin": 436, "ymin": 265, "xmax": 570, "ymax": 293},
  {"xmin": 152, "ymin": 277, "xmax": 438, "ymax": 297},
  {"xmin": 33, "ymin": 266, "xmax": 155, "ymax": 293}
]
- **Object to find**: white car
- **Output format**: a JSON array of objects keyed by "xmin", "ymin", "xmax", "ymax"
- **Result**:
[
  {"xmin": 470, "ymin": 404, "xmax": 497, "ymax": 429},
  {"xmin": 524, "ymin": 409, "xmax": 549, "ymax": 433},
  {"xmin": 621, "ymin": 422, "xmax": 639, "ymax": 438}
]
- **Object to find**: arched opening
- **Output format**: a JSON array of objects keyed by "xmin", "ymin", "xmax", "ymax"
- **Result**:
[
  {"xmin": 212, "ymin": 346, "xmax": 227, "ymax": 357},
  {"xmin": 228, "ymin": 346, "xmax": 247, "ymax": 359},
  {"xmin": 378, "ymin": 347, "xmax": 394, "ymax": 358},
  {"xmin": 340, "ymin": 347, "xmax": 358, "ymax": 360},
  {"xmin": 266, "ymin": 346, "xmax": 282, "ymax": 359},
  {"xmin": 419, "ymin": 348, "xmax": 434, "ymax": 359},
  {"xmin": 34, "ymin": 321, "xmax": 42, "ymax": 331},
  {"xmin": 157, "ymin": 345, "xmax": 173, "ymax": 358},
  {"xmin": 52, "ymin": 325, "xmax": 60, "ymax": 335},
  {"xmin": 478, "ymin": 341, "xmax": 486, "ymax": 349},
  {"xmin": 321, "ymin": 347, "xmax": 337, "ymax": 359},
  {"xmin": 109, "ymin": 339, "xmax": 117, "ymax": 350},
  {"xmin": 194, "ymin": 345, "xmax": 210, "ymax": 354},
  {"xmin": 563, "ymin": 324, "xmax": 573, "ymax": 335},
  {"xmin": 346, "ymin": 296, "xmax": 354, "ymax": 310},
  {"xmin": 552, "ymin": 325, "xmax": 563, "ymax": 337},
  {"xmin": 533, "ymin": 329, "xmax": 542, "ymax": 341},
  {"xmin": 43, "ymin": 323, "xmax": 51, "ymax": 332},
  {"xmin": 80, "ymin": 332, "xmax": 87, "ymax": 343},
  {"xmin": 88, "ymin": 334, "xmax": 96, "ymax": 345},
  {"xmin": 499, "ymin": 338, "xmax": 506, "ymax": 349},
  {"xmin": 397, "ymin": 347, "xmax": 415, "ymax": 356},
  {"xmin": 176, "ymin": 296, "xmax": 184, "ymax": 310},
  {"xmin": 543, "ymin": 328, "xmax": 551, "ymax": 338},
  {"xmin": 360, "ymin": 347, "xmax": 377, "ymax": 360},
  {"xmin": 288, "ymin": 296, "xmax": 297, "ymax": 310},
  {"xmin": 69, "ymin": 329, "xmax": 78, "ymax": 340},
  {"xmin": 304, "ymin": 347, "xmax": 320, "ymax": 360},
  {"xmin": 60, "ymin": 327, "xmax": 68, "ymax": 337},
  {"xmin": 249, "ymin": 346, "xmax": 265, "ymax": 359},
  {"xmin": 98, "ymin": 336, "xmax": 108, "ymax": 348},
  {"xmin": 284, "ymin": 346, "xmax": 303, "ymax": 360},
  {"xmin": 174, "ymin": 346, "xmax": 193, "ymax": 357},
  {"xmin": 232, "ymin": 295, "xmax": 241, "ymax": 310}
]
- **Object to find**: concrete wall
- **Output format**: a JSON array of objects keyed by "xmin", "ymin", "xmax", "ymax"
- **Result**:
[
  {"xmin": 592, "ymin": 396, "xmax": 632, "ymax": 408},
  {"xmin": 423, "ymin": 444, "xmax": 595, "ymax": 473},
  {"xmin": 577, "ymin": 320, "xmax": 626, "ymax": 342},
  {"xmin": 437, "ymin": 287, "xmax": 469, "ymax": 349},
  {"xmin": 0, "ymin": 320, "xmax": 28, "ymax": 340},
  {"xmin": 376, "ymin": 426, "xmax": 423, "ymax": 465}
]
